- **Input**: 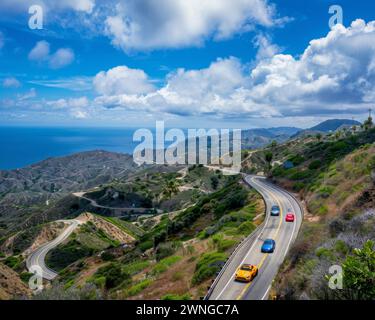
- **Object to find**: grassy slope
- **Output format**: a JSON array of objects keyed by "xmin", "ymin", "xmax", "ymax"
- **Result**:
[
  {"xmin": 1, "ymin": 161, "xmax": 268, "ymax": 301},
  {"xmin": 49, "ymin": 177, "xmax": 265, "ymax": 300},
  {"xmin": 127, "ymin": 195, "xmax": 264, "ymax": 300},
  {"xmin": 265, "ymin": 129, "xmax": 375, "ymax": 299},
  {"xmin": 45, "ymin": 215, "xmax": 135, "ymax": 272}
]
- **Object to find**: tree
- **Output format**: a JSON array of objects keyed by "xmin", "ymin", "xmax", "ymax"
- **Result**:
[
  {"xmin": 327, "ymin": 240, "xmax": 375, "ymax": 300},
  {"xmin": 265, "ymin": 151, "xmax": 273, "ymax": 173},
  {"xmin": 265, "ymin": 151, "xmax": 273, "ymax": 163},
  {"xmin": 270, "ymin": 140, "xmax": 278, "ymax": 148},
  {"xmin": 335, "ymin": 131, "xmax": 341, "ymax": 140},
  {"xmin": 162, "ymin": 180, "xmax": 179, "ymax": 199},
  {"xmin": 316, "ymin": 133, "xmax": 322, "ymax": 141},
  {"xmin": 364, "ymin": 116, "xmax": 373, "ymax": 130},
  {"xmin": 210, "ymin": 176, "xmax": 219, "ymax": 190}
]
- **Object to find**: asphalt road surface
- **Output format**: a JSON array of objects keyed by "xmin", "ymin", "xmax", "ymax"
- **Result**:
[
  {"xmin": 26, "ymin": 220, "xmax": 82, "ymax": 280},
  {"xmin": 209, "ymin": 175, "xmax": 303, "ymax": 300}
]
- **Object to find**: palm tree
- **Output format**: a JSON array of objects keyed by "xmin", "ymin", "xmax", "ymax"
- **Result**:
[
  {"xmin": 162, "ymin": 180, "xmax": 179, "ymax": 199},
  {"xmin": 364, "ymin": 109, "xmax": 373, "ymax": 130}
]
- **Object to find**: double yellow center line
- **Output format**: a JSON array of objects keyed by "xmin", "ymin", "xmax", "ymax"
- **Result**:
[{"xmin": 236, "ymin": 184, "xmax": 283, "ymax": 300}]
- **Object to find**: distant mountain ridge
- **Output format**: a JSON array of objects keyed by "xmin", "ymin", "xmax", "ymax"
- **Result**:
[
  {"xmin": 292, "ymin": 119, "xmax": 362, "ymax": 138},
  {"xmin": 241, "ymin": 120, "xmax": 362, "ymax": 148},
  {"xmin": 309, "ymin": 119, "xmax": 361, "ymax": 132},
  {"xmin": 241, "ymin": 127, "xmax": 301, "ymax": 149}
]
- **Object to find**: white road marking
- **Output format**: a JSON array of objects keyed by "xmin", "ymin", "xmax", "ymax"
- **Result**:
[
  {"xmin": 212, "ymin": 175, "xmax": 302, "ymax": 300},
  {"xmin": 261, "ymin": 285, "xmax": 272, "ymax": 300},
  {"xmin": 215, "ymin": 177, "xmax": 275, "ymax": 300}
]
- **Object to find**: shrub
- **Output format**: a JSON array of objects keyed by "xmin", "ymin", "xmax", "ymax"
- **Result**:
[
  {"xmin": 161, "ymin": 293, "xmax": 191, "ymax": 300},
  {"xmin": 318, "ymin": 186, "xmax": 335, "ymax": 198},
  {"xmin": 34, "ymin": 283, "xmax": 102, "ymax": 300},
  {"xmin": 218, "ymin": 239, "xmax": 237, "ymax": 252},
  {"xmin": 340, "ymin": 240, "xmax": 375, "ymax": 300},
  {"xmin": 192, "ymin": 252, "xmax": 226, "ymax": 285},
  {"xmin": 315, "ymin": 247, "xmax": 334, "ymax": 260},
  {"xmin": 123, "ymin": 261, "xmax": 150, "ymax": 276},
  {"xmin": 272, "ymin": 166, "xmax": 286, "ymax": 177},
  {"xmin": 289, "ymin": 170, "xmax": 313, "ymax": 181},
  {"xmin": 293, "ymin": 182, "xmax": 305, "ymax": 192},
  {"xmin": 91, "ymin": 276, "xmax": 106, "ymax": 289},
  {"xmin": 4, "ymin": 255, "xmax": 23, "ymax": 271},
  {"xmin": 46, "ymin": 240, "xmax": 93, "ymax": 271},
  {"xmin": 237, "ymin": 221, "xmax": 256, "ymax": 235},
  {"xmin": 101, "ymin": 251, "xmax": 115, "ymax": 261},
  {"xmin": 318, "ymin": 205, "xmax": 329, "ymax": 216},
  {"xmin": 94, "ymin": 263, "xmax": 131, "ymax": 290},
  {"xmin": 20, "ymin": 272, "xmax": 33, "ymax": 283},
  {"xmin": 151, "ymin": 256, "xmax": 182, "ymax": 275},
  {"xmin": 329, "ymin": 219, "xmax": 346, "ymax": 237},
  {"xmin": 156, "ymin": 241, "xmax": 181, "ymax": 261},
  {"xmin": 288, "ymin": 154, "xmax": 306, "ymax": 166},
  {"xmin": 139, "ymin": 240, "xmax": 153, "ymax": 252},
  {"xmin": 126, "ymin": 279, "xmax": 153, "ymax": 297},
  {"xmin": 308, "ymin": 160, "xmax": 321, "ymax": 170},
  {"xmin": 335, "ymin": 240, "xmax": 349, "ymax": 255},
  {"xmin": 210, "ymin": 176, "xmax": 219, "ymax": 190}
]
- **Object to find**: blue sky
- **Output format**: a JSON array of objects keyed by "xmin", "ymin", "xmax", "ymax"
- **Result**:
[{"xmin": 0, "ymin": 0, "xmax": 375, "ymax": 128}]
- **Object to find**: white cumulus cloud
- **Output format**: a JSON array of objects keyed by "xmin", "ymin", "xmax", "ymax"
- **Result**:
[
  {"xmin": 47, "ymin": 96, "xmax": 89, "ymax": 109},
  {"xmin": 0, "ymin": 0, "xmax": 95, "ymax": 13},
  {"xmin": 93, "ymin": 66, "xmax": 155, "ymax": 95},
  {"xmin": 94, "ymin": 20, "xmax": 375, "ymax": 120},
  {"xmin": 49, "ymin": 48, "xmax": 75, "ymax": 69},
  {"xmin": 28, "ymin": 41, "xmax": 74, "ymax": 69},
  {"xmin": 70, "ymin": 109, "xmax": 89, "ymax": 119},
  {"xmin": 105, "ymin": 0, "xmax": 280, "ymax": 51},
  {"xmin": 28, "ymin": 40, "xmax": 50, "ymax": 61}
]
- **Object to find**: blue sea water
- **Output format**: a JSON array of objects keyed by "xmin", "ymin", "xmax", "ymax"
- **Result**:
[{"xmin": 0, "ymin": 127, "xmax": 140, "ymax": 170}]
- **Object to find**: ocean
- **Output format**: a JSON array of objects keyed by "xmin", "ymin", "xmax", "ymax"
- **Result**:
[{"xmin": 0, "ymin": 127, "xmax": 139, "ymax": 170}]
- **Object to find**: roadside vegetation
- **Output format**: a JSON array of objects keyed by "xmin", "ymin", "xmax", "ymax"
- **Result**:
[
  {"xmin": 263, "ymin": 127, "xmax": 375, "ymax": 300},
  {"xmin": 32, "ymin": 168, "xmax": 264, "ymax": 300}
]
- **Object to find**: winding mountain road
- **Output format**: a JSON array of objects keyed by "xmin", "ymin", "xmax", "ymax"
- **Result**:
[
  {"xmin": 208, "ymin": 175, "xmax": 303, "ymax": 300},
  {"xmin": 73, "ymin": 192, "xmax": 162, "ymax": 214},
  {"xmin": 26, "ymin": 220, "xmax": 82, "ymax": 280}
]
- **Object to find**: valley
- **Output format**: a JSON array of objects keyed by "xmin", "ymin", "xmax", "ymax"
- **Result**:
[{"xmin": 0, "ymin": 119, "xmax": 374, "ymax": 300}]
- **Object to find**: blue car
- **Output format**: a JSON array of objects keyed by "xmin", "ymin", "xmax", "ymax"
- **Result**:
[
  {"xmin": 261, "ymin": 239, "xmax": 276, "ymax": 253},
  {"xmin": 270, "ymin": 205, "xmax": 280, "ymax": 216}
]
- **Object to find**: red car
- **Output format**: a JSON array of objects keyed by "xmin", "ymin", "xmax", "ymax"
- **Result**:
[{"xmin": 285, "ymin": 213, "xmax": 295, "ymax": 222}]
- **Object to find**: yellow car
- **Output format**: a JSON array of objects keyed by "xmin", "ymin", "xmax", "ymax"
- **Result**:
[{"xmin": 235, "ymin": 264, "xmax": 258, "ymax": 282}]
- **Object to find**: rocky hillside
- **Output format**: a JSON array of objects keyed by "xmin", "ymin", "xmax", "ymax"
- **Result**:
[
  {"xmin": 25, "ymin": 174, "xmax": 264, "ymax": 300},
  {"xmin": 257, "ymin": 128, "xmax": 375, "ymax": 300},
  {"xmin": 0, "ymin": 151, "xmax": 141, "ymax": 238},
  {"xmin": 0, "ymin": 150, "xmax": 138, "ymax": 206},
  {"xmin": 241, "ymin": 127, "xmax": 301, "ymax": 149},
  {"xmin": 0, "ymin": 262, "xmax": 30, "ymax": 299}
]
